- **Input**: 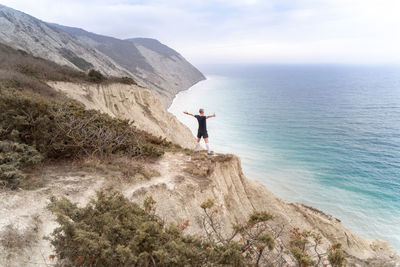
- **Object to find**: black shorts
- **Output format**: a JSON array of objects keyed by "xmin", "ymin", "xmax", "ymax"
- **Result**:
[{"xmin": 197, "ymin": 130, "xmax": 208, "ymax": 139}]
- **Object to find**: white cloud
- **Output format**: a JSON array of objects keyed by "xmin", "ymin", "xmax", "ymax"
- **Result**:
[{"xmin": 1, "ymin": 0, "xmax": 400, "ymax": 64}]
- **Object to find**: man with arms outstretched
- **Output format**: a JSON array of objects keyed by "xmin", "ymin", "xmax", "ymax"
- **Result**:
[{"xmin": 183, "ymin": 109, "xmax": 216, "ymax": 155}]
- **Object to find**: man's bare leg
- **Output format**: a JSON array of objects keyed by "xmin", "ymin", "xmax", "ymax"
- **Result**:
[
  {"xmin": 204, "ymin": 138, "xmax": 212, "ymax": 154},
  {"xmin": 195, "ymin": 138, "xmax": 201, "ymax": 152}
]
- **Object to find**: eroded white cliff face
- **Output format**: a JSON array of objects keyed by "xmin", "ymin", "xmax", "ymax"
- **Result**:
[
  {"xmin": 48, "ymin": 81, "xmax": 196, "ymax": 149},
  {"xmin": 128, "ymin": 152, "xmax": 400, "ymax": 266}
]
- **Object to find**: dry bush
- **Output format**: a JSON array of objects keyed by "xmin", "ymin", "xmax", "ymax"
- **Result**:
[
  {"xmin": 0, "ymin": 69, "xmax": 60, "ymax": 98},
  {"xmin": 0, "ymin": 43, "xmax": 87, "ymax": 82}
]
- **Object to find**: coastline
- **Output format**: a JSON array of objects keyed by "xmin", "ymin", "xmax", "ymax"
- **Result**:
[
  {"xmin": 167, "ymin": 76, "xmax": 207, "ymax": 110},
  {"xmin": 167, "ymin": 74, "xmax": 400, "ymax": 255}
]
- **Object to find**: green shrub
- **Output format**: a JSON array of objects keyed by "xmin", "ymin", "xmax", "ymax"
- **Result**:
[
  {"xmin": 48, "ymin": 190, "xmax": 245, "ymax": 266},
  {"xmin": 48, "ymin": 192, "xmax": 348, "ymax": 266},
  {"xmin": 0, "ymin": 141, "xmax": 42, "ymax": 189},
  {"xmin": 88, "ymin": 69, "xmax": 105, "ymax": 83},
  {"xmin": 0, "ymin": 89, "xmax": 170, "ymax": 161}
]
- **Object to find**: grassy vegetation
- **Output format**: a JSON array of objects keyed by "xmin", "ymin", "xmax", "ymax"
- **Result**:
[{"xmin": 0, "ymin": 42, "xmax": 87, "ymax": 98}]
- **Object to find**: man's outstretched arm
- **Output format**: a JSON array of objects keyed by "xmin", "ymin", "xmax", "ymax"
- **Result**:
[
  {"xmin": 206, "ymin": 113, "xmax": 216, "ymax": 119},
  {"xmin": 183, "ymin": 111, "xmax": 195, "ymax": 117}
]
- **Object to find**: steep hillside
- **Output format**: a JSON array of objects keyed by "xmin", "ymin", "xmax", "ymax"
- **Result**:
[
  {"xmin": 48, "ymin": 81, "xmax": 196, "ymax": 149},
  {"xmin": 0, "ymin": 4, "xmax": 126, "ymax": 76},
  {"xmin": 126, "ymin": 38, "xmax": 206, "ymax": 107},
  {"xmin": 0, "ymin": 4, "xmax": 205, "ymax": 107}
]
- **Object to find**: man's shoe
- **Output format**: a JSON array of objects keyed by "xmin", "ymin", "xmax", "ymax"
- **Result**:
[{"xmin": 207, "ymin": 151, "xmax": 214, "ymax": 156}]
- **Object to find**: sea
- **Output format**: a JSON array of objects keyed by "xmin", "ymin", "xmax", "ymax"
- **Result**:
[{"xmin": 168, "ymin": 64, "xmax": 400, "ymax": 252}]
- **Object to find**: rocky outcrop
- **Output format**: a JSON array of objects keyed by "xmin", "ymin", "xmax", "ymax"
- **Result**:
[
  {"xmin": 0, "ymin": 4, "xmax": 205, "ymax": 107},
  {"xmin": 48, "ymin": 81, "xmax": 196, "ymax": 149}
]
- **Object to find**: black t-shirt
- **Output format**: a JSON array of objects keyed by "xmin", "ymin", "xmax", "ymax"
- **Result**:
[{"xmin": 195, "ymin": 115, "xmax": 207, "ymax": 132}]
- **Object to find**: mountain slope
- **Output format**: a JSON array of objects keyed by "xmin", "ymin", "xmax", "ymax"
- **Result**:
[
  {"xmin": 0, "ymin": 4, "xmax": 127, "ymax": 76},
  {"xmin": 52, "ymin": 24, "xmax": 205, "ymax": 107},
  {"xmin": 0, "ymin": 4, "xmax": 205, "ymax": 107}
]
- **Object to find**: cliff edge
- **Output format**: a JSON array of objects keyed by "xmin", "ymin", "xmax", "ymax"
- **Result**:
[
  {"xmin": 1, "ymin": 151, "xmax": 398, "ymax": 266},
  {"xmin": 129, "ymin": 152, "xmax": 400, "ymax": 266}
]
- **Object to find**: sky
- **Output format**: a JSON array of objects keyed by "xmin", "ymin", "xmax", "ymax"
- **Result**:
[{"xmin": 1, "ymin": 0, "xmax": 400, "ymax": 64}]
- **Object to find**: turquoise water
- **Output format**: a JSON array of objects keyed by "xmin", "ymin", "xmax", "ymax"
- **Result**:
[{"xmin": 169, "ymin": 64, "xmax": 400, "ymax": 251}]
